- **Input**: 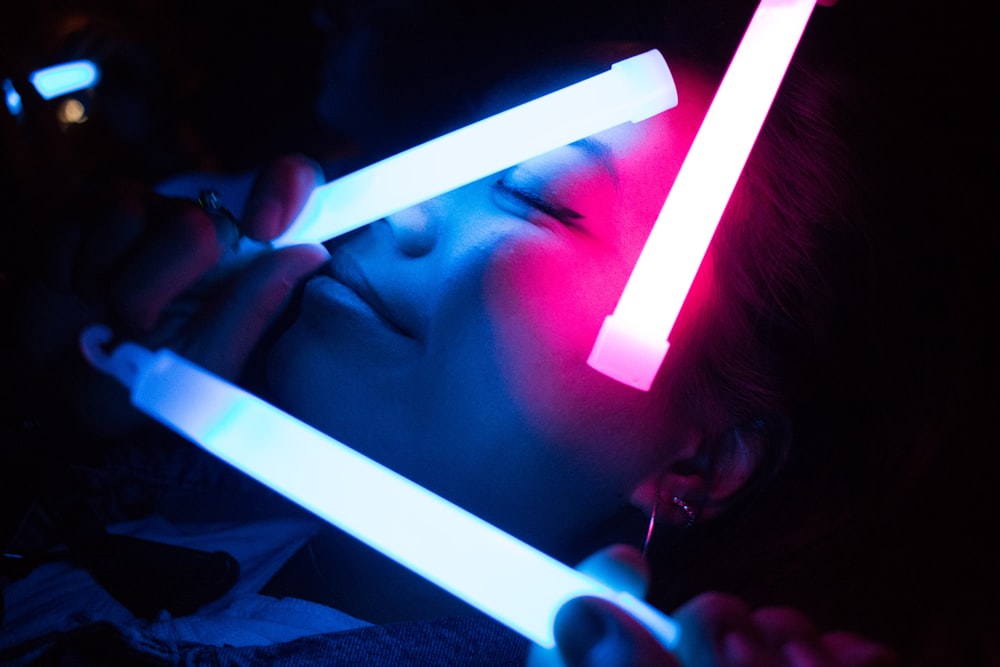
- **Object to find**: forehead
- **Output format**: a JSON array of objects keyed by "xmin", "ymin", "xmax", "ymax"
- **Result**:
[
  {"xmin": 477, "ymin": 49, "xmax": 709, "ymax": 154},
  {"xmin": 591, "ymin": 114, "xmax": 685, "ymax": 252},
  {"xmin": 574, "ymin": 62, "xmax": 713, "ymax": 247}
]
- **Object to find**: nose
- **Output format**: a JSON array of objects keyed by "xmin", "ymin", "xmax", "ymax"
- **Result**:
[{"xmin": 385, "ymin": 203, "xmax": 437, "ymax": 257}]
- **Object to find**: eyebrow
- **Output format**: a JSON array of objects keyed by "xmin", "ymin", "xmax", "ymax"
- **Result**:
[{"xmin": 570, "ymin": 137, "xmax": 619, "ymax": 190}]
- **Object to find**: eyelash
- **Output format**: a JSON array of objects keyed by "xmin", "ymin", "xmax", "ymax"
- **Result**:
[{"xmin": 492, "ymin": 178, "xmax": 584, "ymax": 229}]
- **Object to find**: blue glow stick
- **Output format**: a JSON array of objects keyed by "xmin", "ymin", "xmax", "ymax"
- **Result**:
[
  {"xmin": 79, "ymin": 324, "xmax": 680, "ymax": 651},
  {"xmin": 588, "ymin": 0, "xmax": 818, "ymax": 391},
  {"xmin": 3, "ymin": 79, "xmax": 22, "ymax": 115},
  {"xmin": 272, "ymin": 49, "xmax": 676, "ymax": 247},
  {"xmin": 29, "ymin": 60, "xmax": 101, "ymax": 100}
]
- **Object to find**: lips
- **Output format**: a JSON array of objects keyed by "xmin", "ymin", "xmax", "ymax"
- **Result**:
[{"xmin": 319, "ymin": 250, "xmax": 415, "ymax": 338}]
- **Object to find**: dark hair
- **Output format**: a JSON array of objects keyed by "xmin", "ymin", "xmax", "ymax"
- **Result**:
[
  {"xmin": 649, "ymin": 49, "xmax": 876, "ymax": 596},
  {"xmin": 641, "ymin": 10, "xmax": 996, "ymax": 662},
  {"xmin": 634, "ymin": 6, "xmax": 905, "ymax": 638}
]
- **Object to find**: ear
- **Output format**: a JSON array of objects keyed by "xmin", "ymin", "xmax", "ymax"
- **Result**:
[{"xmin": 630, "ymin": 420, "xmax": 775, "ymax": 526}]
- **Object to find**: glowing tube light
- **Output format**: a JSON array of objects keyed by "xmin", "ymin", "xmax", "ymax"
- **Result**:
[
  {"xmin": 272, "ymin": 49, "xmax": 676, "ymax": 247},
  {"xmin": 79, "ymin": 324, "xmax": 680, "ymax": 651},
  {"xmin": 29, "ymin": 60, "xmax": 101, "ymax": 100},
  {"xmin": 588, "ymin": 0, "xmax": 818, "ymax": 391}
]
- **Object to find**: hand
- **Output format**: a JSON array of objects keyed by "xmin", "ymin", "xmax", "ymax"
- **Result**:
[
  {"xmin": 14, "ymin": 154, "xmax": 329, "ymax": 436},
  {"xmin": 671, "ymin": 592, "xmax": 899, "ymax": 667},
  {"xmin": 528, "ymin": 545, "xmax": 898, "ymax": 667},
  {"xmin": 526, "ymin": 545, "xmax": 681, "ymax": 667}
]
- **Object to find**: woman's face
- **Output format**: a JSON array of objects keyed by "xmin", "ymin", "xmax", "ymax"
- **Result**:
[{"xmin": 266, "ymin": 61, "xmax": 713, "ymax": 553}]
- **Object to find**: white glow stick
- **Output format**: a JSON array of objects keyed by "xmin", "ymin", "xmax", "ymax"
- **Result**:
[
  {"xmin": 79, "ymin": 324, "xmax": 680, "ymax": 651},
  {"xmin": 588, "ymin": 0, "xmax": 818, "ymax": 391},
  {"xmin": 29, "ymin": 60, "xmax": 101, "ymax": 100},
  {"xmin": 272, "ymin": 49, "xmax": 676, "ymax": 247}
]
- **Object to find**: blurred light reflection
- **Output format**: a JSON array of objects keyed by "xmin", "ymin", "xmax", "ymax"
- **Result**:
[
  {"xmin": 29, "ymin": 60, "xmax": 101, "ymax": 100},
  {"xmin": 3, "ymin": 79, "xmax": 22, "ymax": 115},
  {"xmin": 58, "ymin": 98, "xmax": 88, "ymax": 124}
]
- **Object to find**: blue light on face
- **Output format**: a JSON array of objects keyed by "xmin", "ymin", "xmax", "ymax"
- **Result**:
[
  {"xmin": 79, "ymin": 324, "xmax": 682, "ymax": 651},
  {"xmin": 29, "ymin": 60, "xmax": 101, "ymax": 100},
  {"xmin": 273, "ymin": 50, "xmax": 677, "ymax": 247},
  {"xmin": 3, "ymin": 79, "xmax": 22, "ymax": 115}
]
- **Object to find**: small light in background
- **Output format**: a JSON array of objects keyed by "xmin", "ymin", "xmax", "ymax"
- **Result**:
[
  {"xmin": 58, "ymin": 97, "xmax": 88, "ymax": 124},
  {"xmin": 3, "ymin": 78, "xmax": 22, "ymax": 115},
  {"xmin": 29, "ymin": 59, "xmax": 100, "ymax": 100}
]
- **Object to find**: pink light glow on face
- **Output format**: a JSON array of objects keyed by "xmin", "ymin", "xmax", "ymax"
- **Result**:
[
  {"xmin": 589, "ymin": 0, "xmax": 818, "ymax": 390},
  {"xmin": 482, "ymin": 119, "xmax": 685, "ymax": 461},
  {"xmin": 264, "ymin": 63, "xmax": 715, "ymax": 553}
]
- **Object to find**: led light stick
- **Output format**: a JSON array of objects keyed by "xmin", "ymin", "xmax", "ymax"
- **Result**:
[
  {"xmin": 588, "ymin": 0, "xmax": 818, "ymax": 390},
  {"xmin": 79, "ymin": 324, "xmax": 680, "ymax": 651},
  {"xmin": 28, "ymin": 60, "xmax": 101, "ymax": 100},
  {"xmin": 272, "ymin": 49, "xmax": 676, "ymax": 247}
]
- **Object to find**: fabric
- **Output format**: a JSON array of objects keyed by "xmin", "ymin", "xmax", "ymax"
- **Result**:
[
  {"xmin": 0, "ymin": 436, "xmax": 528, "ymax": 666},
  {"xmin": 19, "ymin": 616, "xmax": 529, "ymax": 666},
  {"xmin": 0, "ymin": 516, "xmax": 367, "ymax": 654}
]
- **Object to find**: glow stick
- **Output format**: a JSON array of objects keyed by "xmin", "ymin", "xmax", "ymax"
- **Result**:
[
  {"xmin": 79, "ymin": 324, "xmax": 680, "ymax": 651},
  {"xmin": 272, "ymin": 49, "xmax": 676, "ymax": 247},
  {"xmin": 3, "ymin": 79, "xmax": 22, "ymax": 115},
  {"xmin": 588, "ymin": 0, "xmax": 818, "ymax": 390},
  {"xmin": 29, "ymin": 60, "xmax": 101, "ymax": 100}
]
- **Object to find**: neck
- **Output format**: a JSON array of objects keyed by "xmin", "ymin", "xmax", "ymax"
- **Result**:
[
  {"xmin": 263, "ymin": 525, "xmax": 480, "ymax": 624},
  {"xmin": 262, "ymin": 506, "xmax": 647, "ymax": 623}
]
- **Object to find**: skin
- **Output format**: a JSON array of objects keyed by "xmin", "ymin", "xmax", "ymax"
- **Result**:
[
  {"xmin": 263, "ymin": 62, "xmax": 716, "ymax": 561},
  {"xmin": 529, "ymin": 546, "xmax": 898, "ymax": 667}
]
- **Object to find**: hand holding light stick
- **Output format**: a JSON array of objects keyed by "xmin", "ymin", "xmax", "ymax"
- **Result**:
[
  {"xmin": 73, "ymin": 51, "xmax": 682, "ymax": 653},
  {"xmin": 79, "ymin": 324, "xmax": 680, "ymax": 651},
  {"xmin": 271, "ymin": 50, "xmax": 677, "ymax": 247}
]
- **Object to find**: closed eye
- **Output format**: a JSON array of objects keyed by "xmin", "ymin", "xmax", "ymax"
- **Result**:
[{"xmin": 492, "ymin": 178, "xmax": 585, "ymax": 229}]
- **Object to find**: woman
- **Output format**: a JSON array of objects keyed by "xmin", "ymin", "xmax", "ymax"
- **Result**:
[{"xmin": 3, "ymin": 1, "xmax": 940, "ymax": 665}]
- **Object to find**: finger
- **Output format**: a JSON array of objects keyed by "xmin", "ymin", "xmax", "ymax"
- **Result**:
[
  {"xmin": 575, "ymin": 544, "xmax": 650, "ymax": 599},
  {"xmin": 527, "ymin": 545, "xmax": 655, "ymax": 667},
  {"xmin": 822, "ymin": 631, "xmax": 900, "ymax": 667},
  {"xmin": 110, "ymin": 201, "xmax": 223, "ymax": 331},
  {"xmin": 242, "ymin": 154, "xmax": 325, "ymax": 240},
  {"xmin": 752, "ymin": 606, "xmax": 820, "ymax": 653},
  {"xmin": 719, "ymin": 629, "xmax": 780, "ymax": 667},
  {"xmin": 180, "ymin": 243, "xmax": 329, "ymax": 378},
  {"xmin": 672, "ymin": 592, "xmax": 764, "ymax": 667},
  {"xmin": 554, "ymin": 596, "xmax": 681, "ymax": 667}
]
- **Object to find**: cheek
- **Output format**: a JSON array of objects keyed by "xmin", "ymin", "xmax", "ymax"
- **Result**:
[
  {"xmin": 486, "ymin": 238, "xmax": 625, "ymax": 363},
  {"xmin": 481, "ymin": 237, "xmax": 666, "ymax": 481}
]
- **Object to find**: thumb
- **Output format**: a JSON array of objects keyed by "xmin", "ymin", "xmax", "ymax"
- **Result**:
[
  {"xmin": 574, "ymin": 544, "xmax": 650, "ymax": 599},
  {"xmin": 528, "ymin": 545, "xmax": 680, "ymax": 667},
  {"xmin": 179, "ymin": 243, "xmax": 329, "ymax": 378},
  {"xmin": 554, "ymin": 597, "xmax": 682, "ymax": 667}
]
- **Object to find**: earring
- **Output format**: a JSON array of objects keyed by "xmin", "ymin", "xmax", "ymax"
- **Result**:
[
  {"xmin": 641, "ymin": 491, "xmax": 660, "ymax": 557},
  {"xmin": 670, "ymin": 496, "xmax": 697, "ymax": 528},
  {"xmin": 641, "ymin": 493, "xmax": 698, "ymax": 556}
]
